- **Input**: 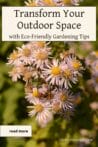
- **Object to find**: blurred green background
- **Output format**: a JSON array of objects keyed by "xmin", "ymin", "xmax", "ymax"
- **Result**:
[{"xmin": 0, "ymin": 0, "xmax": 98, "ymax": 147}]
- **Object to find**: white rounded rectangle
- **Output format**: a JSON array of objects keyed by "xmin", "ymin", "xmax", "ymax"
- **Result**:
[
  {"xmin": 2, "ymin": 7, "xmax": 96, "ymax": 41},
  {"xmin": 0, "ymin": 125, "xmax": 32, "ymax": 137}
]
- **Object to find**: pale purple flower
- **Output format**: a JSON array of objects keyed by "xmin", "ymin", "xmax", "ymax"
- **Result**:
[
  {"xmin": 7, "ymin": 50, "xmax": 21, "ymax": 66},
  {"xmin": 17, "ymin": 44, "xmax": 34, "ymax": 65},
  {"xmin": 31, "ymin": 47, "xmax": 51, "ymax": 69},
  {"xmin": 42, "ymin": 59, "xmax": 62, "ymax": 86},
  {"xmin": 28, "ymin": 98, "xmax": 53, "ymax": 127},
  {"xmin": 9, "ymin": 67, "xmax": 22, "ymax": 82},
  {"xmin": 53, "ymin": 89, "xmax": 74, "ymax": 111}
]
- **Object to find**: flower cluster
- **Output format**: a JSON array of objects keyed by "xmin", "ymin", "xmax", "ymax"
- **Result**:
[
  {"xmin": 25, "ymin": 0, "xmax": 82, "ymax": 6},
  {"xmin": 7, "ymin": 41, "xmax": 84, "ymax": 127},
  {"xmin": 85, "ymin": 51, "xmax": 98, "ymax": 93}
]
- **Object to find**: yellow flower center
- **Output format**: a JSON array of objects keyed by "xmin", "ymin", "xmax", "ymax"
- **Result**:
[
  {"xmin": 10, "ymin": 51, "xmax": 18, "ymax": 60},
  {"xmin": 51, "ymin": 66, "xmax": 61, "ymax": 76},
  {"xmin": 35, "ymin": 104, "xmax": 44, "ymax": 112},
  {"xmin": 37, "ymin": 42, "xmax": 46, "ymax": 48},
  {"xmin": 60, "ymin": 93, "xmax": 67, "ymax": 101},
  {"xmin": 72, "ymin": 60, "xmax": 81, "ymax": 70},
  {"xmin": 23, "ymin": 48, "xmax": 31, "ymax": 57},
  {"xmin": 64, "ymin": 69, "xmax": 71, "ymax": 78},
  {"xmin": 43, "ymin": 0, "xmax": 55, "ymax": 5},
  {"xmin": 36, "ymin": 52, "xmax": 47, "ymax": 60},
  {"xmin": 64, "ymin": 0, "xmax": 72, "ymax": 4},
  {"xmin": 95, "ymin": 51, "xmax": 98, "ymax": 57},
  {"xmin": 32, "ymin": 88, "xmax": 39, "ymax": 97}
]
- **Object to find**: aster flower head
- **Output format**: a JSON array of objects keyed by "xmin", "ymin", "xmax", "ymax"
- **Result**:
[
  {"xmin": 25, "ymin": 84, "xmax": 49, "ymax": 103},
  {"xmin": 26, "ymin": 87, "xmax": 41, "ymax": 103},
  {"xmin": 66, "ymin": 55, "xmax": 83, "ymax": 73},
  {"xmin": 28, "ymin": 98, "xmax": 53, "ymax": 127},
  {"xmin": 22, "ymin": 66, "xmax": 39, "ymax": 83},
  {"xmin": 31, "ymin": 47, "xmax": 51, "ymax": 69},
  {"xmin": 17, "ymin": 44, "xmax": 34, "ymax": 65},
  {"xmin": 22, "ymin": 68, "xmax": 33, "ymax": 82},
  {"xmin": 7, "ymin": 50, "xmax": 21, "ymax": 66},
  {"xmin": 42, "ymin": 56, "xmax": 83, "ymax": 89},
  {"xmin": 42, "ymin": 59, "xmax": 62, "ymax": 86},
  {"xmin": 60, "ymin": 61, "xmax": 78, "ymax": 89},
  {"xmin": 52, "ymin": 89, "xmax": 74, "ymax": 112},
  {"xmin": 59, "ymin": 54, "xmax": 84, "ymax": 89},
  {"xmin": 9, "ymin": 66, "xmax": 22, "ymax": 82}
]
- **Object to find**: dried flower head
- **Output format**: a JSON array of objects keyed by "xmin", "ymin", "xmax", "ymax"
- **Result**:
[{"xmin": 28, "ymin": 98, "xmax": 53, "ymax": 127}]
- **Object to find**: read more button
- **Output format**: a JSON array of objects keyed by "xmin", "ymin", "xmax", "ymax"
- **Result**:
[
  {"xmin": 9, "ymin": 129, "xmax": 28, "ymax": 133},
  {"xmin": 0, "ymin": 125, "xmax": 32, "ymax": 137}
]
